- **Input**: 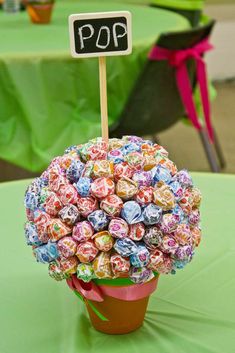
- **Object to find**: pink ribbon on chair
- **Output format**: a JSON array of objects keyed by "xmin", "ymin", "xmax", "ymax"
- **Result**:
[{"xmin": 149, "ymin": 38, "xmax": 214, "ymax": 142}]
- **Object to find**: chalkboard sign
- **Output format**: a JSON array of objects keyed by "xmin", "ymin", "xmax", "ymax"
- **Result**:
[{"xmin": 69, "ymin": 11, "xmax": 132, "ymax": 58}]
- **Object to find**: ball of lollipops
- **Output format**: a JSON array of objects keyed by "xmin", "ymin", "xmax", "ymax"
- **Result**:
[{"xmin": 24, "ymin": 136, "xmax": 202, "ymax": 284}]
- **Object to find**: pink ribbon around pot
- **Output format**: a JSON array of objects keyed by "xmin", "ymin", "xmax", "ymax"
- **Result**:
[{"xmin": 66, "ymin": 274, "xmax": 159, "ymax": 302}]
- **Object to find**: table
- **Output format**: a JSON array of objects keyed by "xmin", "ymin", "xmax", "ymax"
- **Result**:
[
  {"xmin": 0, "ymin": 1, "xmax": 189, "ymax": 172},
  {"xmin": 0, "ymin": 173, "xmax": 234, "ymax": 353}
]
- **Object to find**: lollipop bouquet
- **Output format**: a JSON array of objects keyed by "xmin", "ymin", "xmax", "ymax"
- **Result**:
[{"xmin": 24, "ymin": 136, "xmax": 202, "ymax": 334}]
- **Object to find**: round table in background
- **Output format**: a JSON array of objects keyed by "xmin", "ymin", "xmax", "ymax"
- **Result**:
[
  {"xmin": 0, "ymin": 173, "xmax": 235, "ymax": 353},
  {"xmin": 0, "ymin": 1, "xmax": 190, "ymax": 172}
]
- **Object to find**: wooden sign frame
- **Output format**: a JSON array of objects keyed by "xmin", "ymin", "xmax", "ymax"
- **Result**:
[
  {"xmin": 69, "ymin": 11, "xmax": 132, "ymax": 58},
  {"xmin": 68, "ymin": 10, "xmax": 132, "ymax": 143}
]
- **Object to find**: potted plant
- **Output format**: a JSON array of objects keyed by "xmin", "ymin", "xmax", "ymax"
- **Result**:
[{"xmin": 26, "ymin": 0, "xmax": 55, "ymax": 24}]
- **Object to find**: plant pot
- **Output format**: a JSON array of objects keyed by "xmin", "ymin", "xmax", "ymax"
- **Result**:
[
  {"xmin": 86, "ymin": 294, "xmax": 150, "ymax": 334},
  {"xmin": 67, "ymin": 274, "xmax": 159, "ymax": 335},
  {"xmin": 26, "ymin": 3, "xmax": 54, "ymax": 24}
]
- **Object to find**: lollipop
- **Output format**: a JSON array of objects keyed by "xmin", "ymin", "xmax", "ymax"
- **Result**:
[
  {"xmin": 92, "ymin": 252, "xmax": 112, "ymax": 279},
  {"xmin": 100, "ymin": 194, "xmax": 123, "ymax": 217},
  {"xmin": 77, "ymin": 263, "xmax": 95, "ymax": 282},
  {"xmin": 76, "ymin": 240, "xmax": 99, "ymax": 263},
  {"xmin": 108, "ymin": 218, "xmax": 129, "ymax": 239},
  {"xmin": 110, "ymin": 254, "xmax": 130, "ymax": 277}
]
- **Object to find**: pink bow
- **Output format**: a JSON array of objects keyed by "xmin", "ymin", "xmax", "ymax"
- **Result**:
[{"xmin": 149, "ymin": 38, "xmax": 214, "ymax": 142}]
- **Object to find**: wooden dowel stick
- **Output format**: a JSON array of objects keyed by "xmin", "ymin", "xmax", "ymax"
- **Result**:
[{"xmin": 99, "ymin": 56, "xmax": 109, "ymax": 142}]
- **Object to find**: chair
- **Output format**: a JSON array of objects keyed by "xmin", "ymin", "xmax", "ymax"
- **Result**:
[
  {"xmin": 150, "ymin": 0, "xmax": 204, "ymax": 27},
  {"xmin": 109, "ymin": 20, "xmax": 225, "ymax": 173}
]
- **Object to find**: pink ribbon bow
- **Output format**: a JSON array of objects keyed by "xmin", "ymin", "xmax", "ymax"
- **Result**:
[{"xmin": 149, "ymin": 38, "xmax": 214, "ymax": 142}]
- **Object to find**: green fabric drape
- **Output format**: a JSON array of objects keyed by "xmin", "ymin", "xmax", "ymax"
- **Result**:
[
  {"xmin": 151, "ymin": 0, "xmax": 205, "ymax": 10},
  {"xmin": 0, "ymin": 173, "xmax": 235, "ymax": 353},
  {"xmin": 0, "ymin": 1, "xmax": 189, "ymax": 172}
]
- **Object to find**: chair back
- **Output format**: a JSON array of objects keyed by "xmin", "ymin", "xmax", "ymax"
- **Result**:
[{"xmin": 110, "ymin": 20, "xmax": 215, "ymax": 138}]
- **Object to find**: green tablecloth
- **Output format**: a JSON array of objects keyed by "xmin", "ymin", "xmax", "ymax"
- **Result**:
[
  {"xmin": 0, "ymin": 173, "xmax": 235, "ymax": 353},
  {"xmin": 0, "ymin": 1, "xmax": 189, "ymax": 172}
]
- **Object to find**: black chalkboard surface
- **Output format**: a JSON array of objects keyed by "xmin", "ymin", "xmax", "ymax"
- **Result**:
[{"xmin": 69, "ymin": 12, "xmax": 132, "ymax": 58}]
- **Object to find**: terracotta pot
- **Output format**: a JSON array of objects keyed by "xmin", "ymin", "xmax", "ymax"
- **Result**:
[
  {"xmin": 26, "ymin": 3, "xmax": 54, "ymax": 24},
  {"xmin": 86, "ymin": 293, "xmax": 150, "ymax": 334}
]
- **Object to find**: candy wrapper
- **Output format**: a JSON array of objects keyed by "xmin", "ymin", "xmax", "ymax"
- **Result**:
[
  {"xmin": 153, "ymin": 183, "xmax": 175, "ymax": 211},
  {"xmin": 191, "ymin": 227, "xmax": 202, "ymax": 247},
  {"xmin": 58, "ymin": 256, "xmax": 78, "ymax": 275},
  {"xmin": 159, "ymin": 213, "xmax": 178, "ymax": 234},
  {"xmin": 49, "ymin": 261, "xmax": 67, "ymax": 281},
  {"xmin": 188, "ymin": 209, "xmax": 200, "ymax": 226},
  {"xmin": 57, "ymin": 236, "xmax": 77, "ymax": 258},
  {"xmin": 72, "ymin": 221, "xmax": 94, "ymax": 242},
  {"xmin": 143, "ymin": 226, "xmax": 163, "ymax": 250},
  {"xmin": 129, "ymin": 267, "xmax": 154, "ymax": 284},
  {"xmin": 48, "ymin": 174, "xmax": 67, "ymax": 193},
  {"xmin": 114, "ymin": 238, "xmax": 137, "ymax": 257},
  {"xmin": 147, "ymin": 249, "xmax": 165, "ymax": 271},
  {"xmin": 175, "ymin": 245, "xmax": 193, "ymax": 261},
  {"xmin": 66, "ymin": 160, "xmax": 84, "ymax": 182},
  {"xmin": 59, "ymin": 204, "xmax": 80, "ymax": 225},
  {"xmin": 116, "ymin": 177, "xmax": 138, "ymax": 200},
  {"xmin": 24, "ymin": 136, "xmax": 202, "ymax": 285},
  {"xmin": 108, "ymin": 218, "xmax": 129, "ymax": 239},
  {"xmin": 128, "ymin": 223, "xmax": 145, "ymax": 241},
  {"xmin": 93, "ymin": 231, "xmax": 114, "ymax": 252},
  {"xmin": 76, "ymin": 240, "xmax": 99, "ymax": 263},
  {"xmin": 108, "ymin": 149, "xmax": 124, "ymax": 164},
  {"xmin": 100, "ymin": 194, "xmax": 123, "ymax": 217},
  {"xmin": 91, "ymin": 177, "xmax": 115, "ymax": 199},
  {"xmin": 34, "ymin": 242, "xmax": 58, "ymax": 263},
  {"xmin": 25, "ymin": 221, "xmax": 42, "ymax": 246},
  {"xmin": 135, "ymin": 186, "xmax": 153, "ymax": 205},
  {"xmin": 87, "ymin": 210, "xmax": 110, "ymax": 232},
  {"xmin": 154, "ymin": 255, "xmax": 173, "ymax": 274},
  {"xmin": 44, "ymin": 192, "xmax": 63, "ymax": 216},
  {"xmin": 130, "ymin": 245, "xmax": 150, "ymax": 268},
  {"xmin": 48, "ymin": 219, "xmax": 71, "ymax": 242},
  {"xmin": 77, "ymin": 263, "xmax": 95, "ymax": 282},
  {"xmin": 142, "ymin": 204, "xmax": 162, "ymax": 226},
  {"xmin": 159, "ymin": 236, "xmax": 178, "ymax": 255},
  {"xmin": 175, "ymin": 169, "xmax": 193, "ymax": 188},
  {"xmin": 77, "ymin": 196, "xmax": 98, "ymax": 217},
  {"xmin": 125, "ymin": 152, "xmax": 145, "ymax": 171},
  {"xmin": 75, "ymin": 177, "xmax": 91, "ymax": 197},
  {"xmin": 121, "ymin": 201, "xmax": 143, "ymax": 224},
  {"xmin": 190, "ymin": 187, "xmax": 202, "ymax": 208},
  {"xmin": 92, "ymin": 252, "xmax": 112, "ymax": 279},
  {"xmin": 34, "ymin": 210, "xmax": 51, "ymax": 243},
  {"xmin": 132, "ymin": 171, "xmax": 152, "ymax": 188},
  {"xmin": 174, "ymin": 224, "xmax": 192, "ymax": 246},
  {"xmin": 110, "ymin": 254, "xmax": 130, "ymax": 277},
  {"xmin": 114, "ymin": 162, "xmax": 133, "ymax": 181},
  {"xmin": 151, "ymin": 165, "xmax": 172, "ymax": 185},
  {"xmin": 93, "ymin": 160, "xmax": 114, "ymax": 178},
  {"xmin": 58, "ymin": 184, "xmax": 78, "ymax": 205}
]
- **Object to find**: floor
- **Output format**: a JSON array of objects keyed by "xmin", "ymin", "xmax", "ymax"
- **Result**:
[
  {"xmin": 205, "ymin": 4, "xmax": 235, "ymax": 80},
  {"xmin": 157, "ymin": 80, "xmax": 235, "ymax": 173}
]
